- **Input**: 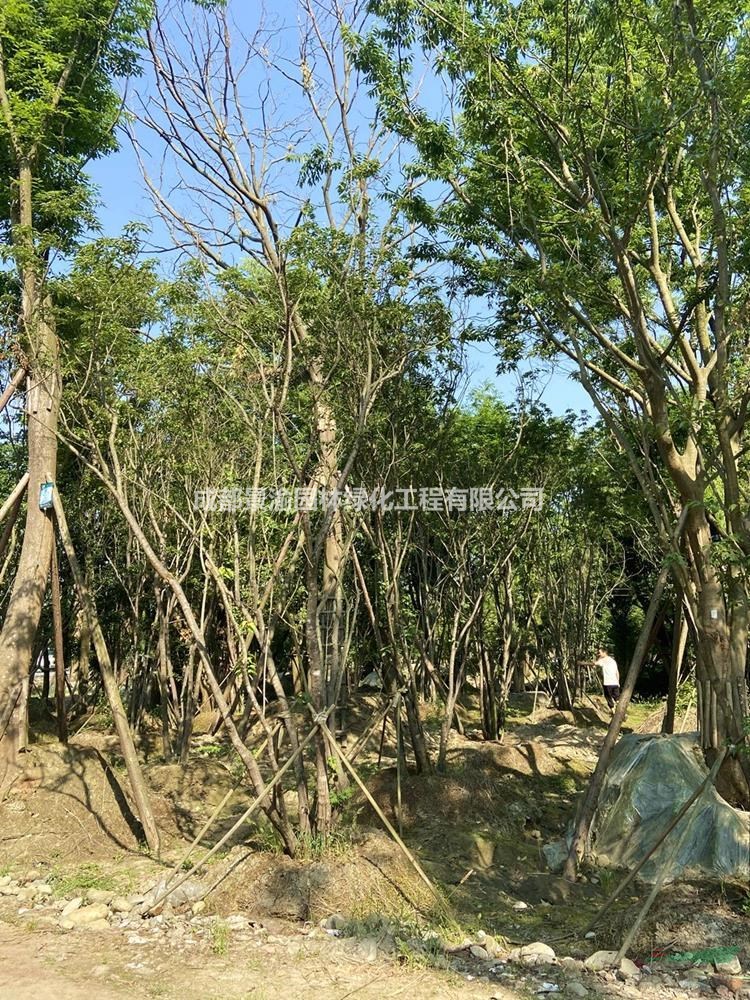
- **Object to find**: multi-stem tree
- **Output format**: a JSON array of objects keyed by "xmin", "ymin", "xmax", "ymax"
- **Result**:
[{"xmin": 361, "ymin": 0, "xmax": 750, "ymax": 798}]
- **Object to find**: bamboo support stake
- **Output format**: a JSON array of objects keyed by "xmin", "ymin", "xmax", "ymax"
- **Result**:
[
  {"xmin": 395, "ymin": 695, "xmax": 403, "ymax": 839},
  {"xmin": 710, "ymin": 688, "xmax": 718, "ymax": 749},
  {"xmin": 582, "ymin": 745, "xmax": 730, "ymax": 937},
  {"xmin": 145, "ymin": 722, "xmax": 322, "ymax": 914},
  {"xmin": 678, "ymin": 693, "xmax": 693, "ymax": 734},
  {"xmin": 50, "ymin": 542, "xmax": 67, "ymax": 743},
  {"xmin": 320, "ymin": 719, "xmax": 448, "ymax": 912},
  {"xmin": 0, "ymin": 473, "xmax": 29, "ymax": 525},
  {"xmin": 0, "ymin": 369, "xmax": 26, "ymax": 417},
  {"xmin": 615, "ymin": 746, "xmax": 729, "ymax": 961},
  {"xmin": 52, "ymin": 490, "xmax": 161, "ymax": 856},
  {"xmin": 0, "ymin": 483, "xmax": 26, "ymax": 576}
]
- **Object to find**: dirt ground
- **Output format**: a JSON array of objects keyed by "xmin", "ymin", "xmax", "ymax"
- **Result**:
[
  {"xmin": 0, "ymin": 917, "xmax": 515, "ymax": 1000},
  {"xmin": 0, "ymin": 692, "xmax": 746, "ymax": 1000}
]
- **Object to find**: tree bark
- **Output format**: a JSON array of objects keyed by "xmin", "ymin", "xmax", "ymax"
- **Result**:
[{"xmin": 0, "ymin": 160, "xmax": 61, "ymax": 778}]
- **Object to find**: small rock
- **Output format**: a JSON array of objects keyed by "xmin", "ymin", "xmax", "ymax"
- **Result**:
[
  {"xmin": 470, "ymin": 945, "xmax": 490, "ymax": 960},
  {"xmin": 225, "ymin": 914, "xmax": 247, "ymax": 930},
  {"xmin": 358, "ymin": 937, "xmax": 378, "ymax": 963},
  {"xmin": 617, "ymin": 958, "xmax": 640, "ymax": 980},
  {"xmin": 537, "ymin": 984, "xmax": 559, "ymax": 994},
  {"xmin": 583, "ymin": 931, "xmax": 596, "ymax": 940},
  {"xmin": 519, "ymin": 942, "xmax": 556, "ymax": 965},
  {"xmin": 34, "ymin": 884, "xmax": 52, "ymax": 896},
  {"xmin": 142, "ymin": 878, "xmax": 202, "ymax": 912},
  {"xmin": 566, "ymin": 983, "xmax": 588, "ymax": 998},
  {"xmin": 0, "ymin": 884, "xmax": 19, "ymax": 896},
  {"xmin": 0, "ymin": 875, "xmax": 11, "ymax": 887},
  {"xmin": 61, "ymin": 898, "xmax": 83, "ymax": 917},
  {"xmin": 560, "ymin": 957, "xmax": 583, "ymax": 973},
  {"xmin": 87, "ymin": 919, "xmax": 110, "ymax": 931},
  {"xmin": 66, "ymin": 902, "xmax": 110, "ymax": 927},
  {"xmin": 87, "ymin": 889, "xmax": 114, "ymax": 905},
  {"xmin": 715, "ymin": 957, "xmax": 743, "ymax": 977},
  {"xmin": 58, "ymin": 919, "xmax": 74, "ymax": 931},
  {"xmin": 110, "ymin": 896, "xmax": 132, "ymax": 914},
  {"xmin": 583, "ymin": 950, "xmax": 618, "ymax": 972},
  {"xmin": 191, "ymin": 900, "xmax": 206, "ymax": 916},
  {"xmin": 321, "ymin": 913, "xmax": 347, "ymax": 931},
  {"xmin": 513, "ymin": 900, "xmax": 529, "ymax": 911}
]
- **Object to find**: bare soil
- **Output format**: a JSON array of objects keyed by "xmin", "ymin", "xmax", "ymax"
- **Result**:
[
  {"xmin": 0, "ymin": 916, "xmax": 514, "ymax": 1000},
  {"xmin": 0, "ymin": 692, "xmax": 747, "ymax": 999}
]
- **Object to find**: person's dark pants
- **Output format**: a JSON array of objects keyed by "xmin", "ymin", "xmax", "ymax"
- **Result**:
[{"xmin": 604, "ymin": 684, "xmax": 621, "ymax": 708}]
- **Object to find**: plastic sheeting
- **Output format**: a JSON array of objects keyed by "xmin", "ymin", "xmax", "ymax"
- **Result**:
[{"xmin": 589, "ymin": 732, "xmax": 750, "ymax": 882}]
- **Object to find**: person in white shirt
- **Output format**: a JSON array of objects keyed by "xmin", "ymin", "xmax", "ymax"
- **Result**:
[{"xmin": 595, "ymin": 647, "xmax": 620, "ymax": 711}]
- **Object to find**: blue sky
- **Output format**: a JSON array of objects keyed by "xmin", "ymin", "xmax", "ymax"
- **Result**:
[{"xmin": 87, "ymin": 0, "xmax": 593, "ymax": 418}]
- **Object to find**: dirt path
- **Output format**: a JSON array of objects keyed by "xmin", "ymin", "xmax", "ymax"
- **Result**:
[{"xmin": 0, "ymin": 919, "xmax": 520, "ymax": 1000}]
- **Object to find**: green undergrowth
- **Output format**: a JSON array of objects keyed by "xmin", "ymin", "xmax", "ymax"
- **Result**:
[{"xmin": 49, "ymin": 862, "xmax": 135, "ymax": 899}]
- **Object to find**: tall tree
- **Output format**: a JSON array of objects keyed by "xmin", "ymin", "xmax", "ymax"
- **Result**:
[
  {"xmin": 0, "ymin": 0, "xmax": 151, "ymax": 775},
  {"xmin": 360, "ymin": 0, "xmax": 750, "ymax": 798}
]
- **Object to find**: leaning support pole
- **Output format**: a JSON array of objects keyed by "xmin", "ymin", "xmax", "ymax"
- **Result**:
[
  {"xmin": 320, "ymin": 718, "xmax": 448, "ymax": 913},
  {"xmin": 0, "ymin": 369, "xmax": 26, "ymax": 419},
  {"xmin": 52, "ymin": 489, "xmax": 160, "ymax": 856},
  {"xmin": 582, "ymin": 745, "xmax": 729, "ymax": 937},
  {"xmin": 0, "ymin": 472, "xmax": 30, "ymax": 525},
  {"xmin": 563, "ymin": 508, "xmax": 689, "ymax": 880},
  {"xmin": 662, "ymin": 595, "xmax": 688, "ymax": 735},
  {"xmin": 49, "ymin": 542, "xmax": 67, "ymax": 744}
]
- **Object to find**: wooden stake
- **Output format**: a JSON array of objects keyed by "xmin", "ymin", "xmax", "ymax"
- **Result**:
[
  {"xmin": 563, "ymin": 507, "xmax": 689, "ymax": 880},
  {"xmin": 50, "ymin": 542, "xmax": 67, "ymax": 743},
  {"xmin": 52, "ymin": 490, "xmax": 160, "ymax": 856},
  {"xmin": 145, "ymin": 722, "xmax": 321, "ymax": 914},
  {"xmin": 614, "ymin": 746, "xmax": 729, "ymax": 960},
  {"xmin": 395, "ymin": 695, "xmax": 403, "ymax": 838},
  {"xmin": 0, "ymin": 473, "xmax": 29, "ymax": 525},
  {"xmin": 321, "ymin": 719, "xmax": 448, "ymax": 912},
  {"xmin": 0, "ymin": 369, "xmax": 26, "ymax": 417},
  {"xmin": 583, "ymin": 745, "xmax": 729, "ymax": 937}
]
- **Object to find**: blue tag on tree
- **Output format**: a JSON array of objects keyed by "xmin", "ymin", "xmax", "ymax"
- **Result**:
[{"xmin": 39, "ymin": 482, "xmax": 54, "ymax": 510}]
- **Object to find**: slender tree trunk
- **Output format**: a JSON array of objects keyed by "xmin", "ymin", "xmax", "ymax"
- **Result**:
[
  {"xmin": 0, "ymin": 162, "xmax": 61, "ymax": 780},
  {"xmin": 684, "ymin": 510, "xmax": 750, "ymax": 800},
  {"xmin": 563, "ymin": 552, "xmax": 675, "ymax": 879},
  {"xmin": 53, "ymin": 494, "xmax": 161, "ymax": 855},
  {"xmin": 41, "ymin": 647, "xmax": 51, "ymax": 704},
  {"xmin": 662, "ymin": 597, "xmax": 688, "ymax": 735},
  {"xmin": 154, "ymin": 582, "xmax": 174, "ymax": 760}
]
